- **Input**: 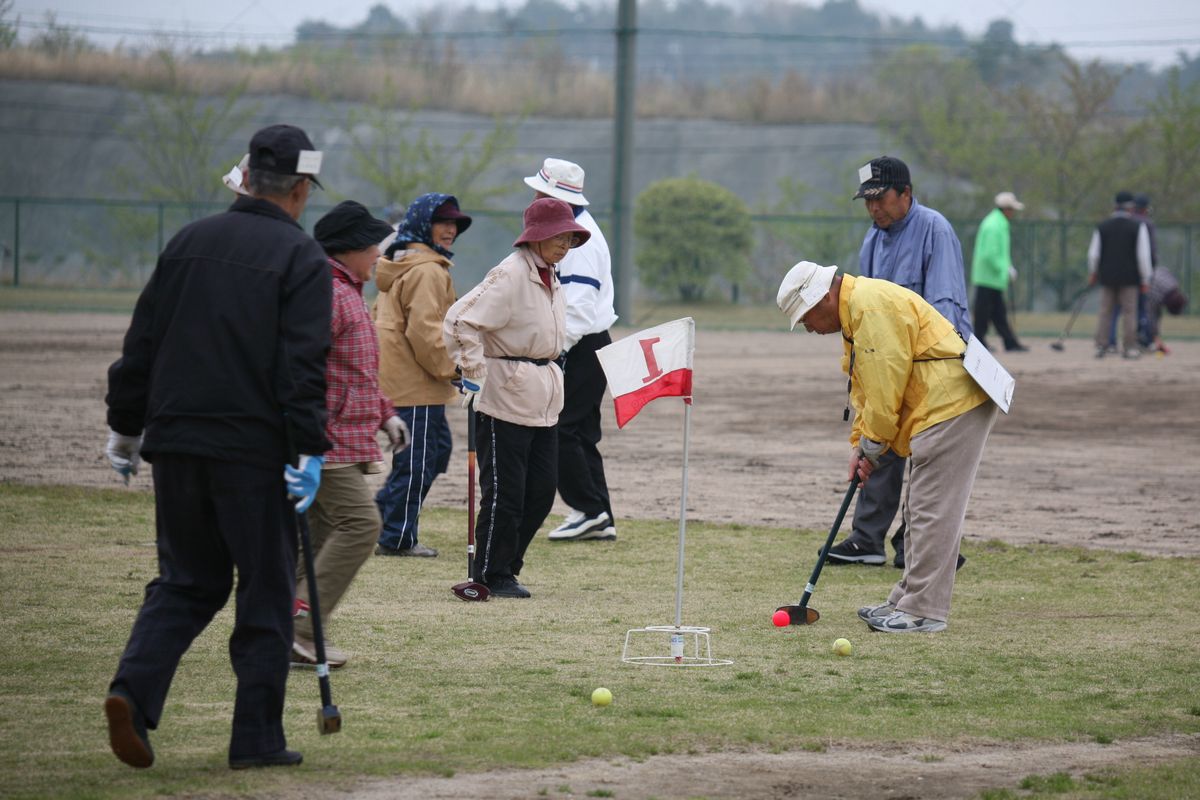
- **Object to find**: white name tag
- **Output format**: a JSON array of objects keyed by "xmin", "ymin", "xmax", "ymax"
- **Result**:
[
  {"xmin": 858, "ymin": 163, "xmax": 873, "ymax": 183},
  {"xmin": 296, "ymin": 150, "xmax": 323, "ymax": 175},
  {"xmin": 962, "ymin": 335, "xmax": 1015, "ymax": 413}
]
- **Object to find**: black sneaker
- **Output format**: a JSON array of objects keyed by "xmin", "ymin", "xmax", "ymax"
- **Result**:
[
  {"xmin": 229, "ymin": 749, "xmax": 303, "ymax": 770},
  {"xmin": 105, "ymin": 689, "xmax": 154, "ymax": 769},
  {"xmin": 487, "ymin": 576, "xmax": 531, "ymax": 599},
  {"xmin": 548, "ymin": 511, "xmax": 614, "ymax": 541},
  {"xmin": 822, "ymin": 539, "xmax": 885, "ymax": 565}
]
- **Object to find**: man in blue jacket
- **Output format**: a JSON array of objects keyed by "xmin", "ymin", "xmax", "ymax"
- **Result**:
[
  {"xmin": 824, "ymin": 156, "xmax": 972, "ymax": 570},
  {"xmin": 102, "ymin": 124, "xmax": 331, "ymax": 770}
]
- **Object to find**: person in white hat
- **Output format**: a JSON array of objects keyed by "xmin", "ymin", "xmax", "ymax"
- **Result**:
[
  {"xmin": 777, "ymin": 261, "xmax": 998, "ymax": 633},
  {"xmin": 970, "ymin": 192, "xmax": 1028, "ymax": 353},
  {"xmin": 524, "ymin": 158, "xmax": 620, "ymax": 543}
]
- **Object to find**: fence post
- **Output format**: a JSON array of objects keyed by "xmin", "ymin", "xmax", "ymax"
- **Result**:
[
  {"xmin": 1186, "ymin": 224, "xmax": 1194, "ymax": 316},
  {"xmin": 157, "ymin": 203, "xmax": 165, "ymax": 255},
  {"xmin": 12, "ymin": 198, "xmax": 19, "ymax": 287}
]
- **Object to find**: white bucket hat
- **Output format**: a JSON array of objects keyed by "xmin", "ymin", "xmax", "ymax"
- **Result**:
[
  {"xmin": 994, "ymin": 191, "xmax": 1025, "ymax": 211},
  {"xmin": 222, "ymin": 153, "xmax": 250, "ymax": 196},
  {"xmin": 777, "ymin": 261, "xmax": 838, "ymax": 330},
  {"xmin": 524, "ymin": 157, "xmax": 589, "ymax": 207}
]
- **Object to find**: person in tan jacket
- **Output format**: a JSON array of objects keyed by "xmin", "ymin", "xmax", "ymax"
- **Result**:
[
  {"xmin": 374, "ymin": 193, "xmax": 472, "ymax": 558},
  {"xmin": 443, "ymin": 198, "xmax": 588, "ymax": 598}
]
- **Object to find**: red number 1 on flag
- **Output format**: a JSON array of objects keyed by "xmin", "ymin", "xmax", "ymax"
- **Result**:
[{"xmin": 638, "ymin": 337, "xmax": 663, "ymax": 384}]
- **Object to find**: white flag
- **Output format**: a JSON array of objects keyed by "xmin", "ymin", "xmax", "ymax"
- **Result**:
[{"xmin": 596, "ymin": 317, "xmax": 694, "ymax": 429}]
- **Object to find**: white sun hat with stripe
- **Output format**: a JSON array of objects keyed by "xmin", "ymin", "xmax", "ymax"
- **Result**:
[{"xmin": 524, "ymin": 157, "xmax": 589, "ymax": 207}]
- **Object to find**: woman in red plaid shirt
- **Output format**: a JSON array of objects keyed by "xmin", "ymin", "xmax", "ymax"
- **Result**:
[{"xmin": 292, "ymin": 201, "xmax": 409, "ymax": 668}]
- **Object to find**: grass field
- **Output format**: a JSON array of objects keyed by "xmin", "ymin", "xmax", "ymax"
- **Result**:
[{"xmin": 1, "ymin": 484, "xmax": 1197, "ymax": 799}]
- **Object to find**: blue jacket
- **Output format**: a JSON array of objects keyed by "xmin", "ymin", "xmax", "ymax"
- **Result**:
[{"xmin": 858, "ymin": 197, "xmax": 973, "ymax": 338}]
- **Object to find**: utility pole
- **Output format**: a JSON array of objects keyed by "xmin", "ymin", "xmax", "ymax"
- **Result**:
[{"xmin": 611, "ymin": 0, "xmax": 636, "ymax": 321}]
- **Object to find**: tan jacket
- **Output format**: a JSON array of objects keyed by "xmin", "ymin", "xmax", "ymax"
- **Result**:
[
  {"xmin": 443, "ymin": 248, "xmax": 566, "ymax": 427},
  {"xmin": 374, "ymin": 243, "xmax": 459, "ymax": 407}
]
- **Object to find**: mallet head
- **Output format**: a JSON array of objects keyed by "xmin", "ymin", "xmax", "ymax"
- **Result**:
[
  {"xmin": 451, "ymin": 581, "xmax": 490, "ymax": 602},
  {"xmin": 776, "ymin": 604, "xmax": 820, "ymax": 625},
  {"xmin": 318, "ymin": 705, "xmax": 342, "ymax": 735}
]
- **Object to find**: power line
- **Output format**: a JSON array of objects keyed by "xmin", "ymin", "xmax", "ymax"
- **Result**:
[{"xmin": 13, "ymin": 18, "xmax": 1200, "ymax": 52}]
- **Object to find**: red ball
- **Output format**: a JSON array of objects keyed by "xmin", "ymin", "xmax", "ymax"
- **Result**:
[{"xmin": 772, "ymin": 609, "xmax": 791, "ymax": 627}]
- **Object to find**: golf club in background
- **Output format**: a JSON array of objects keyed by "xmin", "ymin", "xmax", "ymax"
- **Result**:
[
  {"xmin": 451, "ymin": 399, "xmax": 490, "ymax": 602},
  {"xmin": 295, "ymin": 511, "xmax": 342, "ymax": 734},
  {"xmin": 1050, "ymin": 286, "xmax": 1091, "ymax": 352},
  {"xmin": 775, "ymin": 476, "xmax": 860, "ymax": 626}
]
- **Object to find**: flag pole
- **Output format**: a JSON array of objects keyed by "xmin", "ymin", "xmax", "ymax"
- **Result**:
[{"xmin": 674, "ymin": 398, "xmax": 691, "ymax": 628}]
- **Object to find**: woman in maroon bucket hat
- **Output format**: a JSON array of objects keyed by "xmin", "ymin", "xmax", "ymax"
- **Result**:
[{"xmin": 442, "ymin": 198, "xmax": 588, "ymax": 599}]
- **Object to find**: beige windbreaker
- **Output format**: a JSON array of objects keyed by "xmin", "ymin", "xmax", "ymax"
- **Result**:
[
  {"xmin": 374, "ymin": 243, "xmax": 459, "ymax": 407},
  {"xmin": 443, "ymin": 248, "xmax": 566, "ymax": 427}
]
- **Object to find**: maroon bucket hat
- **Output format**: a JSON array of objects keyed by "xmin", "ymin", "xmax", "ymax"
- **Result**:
[{"xmin": 513, "ymin": 197, "xmax": 591, "ymax": 248}]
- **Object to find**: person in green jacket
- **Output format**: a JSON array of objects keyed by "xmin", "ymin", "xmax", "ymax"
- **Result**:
[{"xmin": 970, "ymin": 192, "xmax": 1028, "ymax": 352}]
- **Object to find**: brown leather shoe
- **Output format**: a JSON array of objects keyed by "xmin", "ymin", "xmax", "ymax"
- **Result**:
[{"xmin": 105, "ymin": 690, "xmax": 154, "ymax": 769}]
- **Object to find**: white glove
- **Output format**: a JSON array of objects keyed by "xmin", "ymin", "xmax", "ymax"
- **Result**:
[
  {"xmin": 1009, "ymin": 266, "xmax": 1018, "ymax": 282},
  {"xmin": 383, "ymin": 415, "xmax": 410, "ymax": 452},
  {"xmin": 105, "ymin": 429, "xmax": 142, "ymax": 485},
  {"xmin": 858, "ymin": 437, "xmax": 886, "ymax": 467},
  {"xmin": 459, "ymin": 374, "xmax": 486, "ymax": 408}
]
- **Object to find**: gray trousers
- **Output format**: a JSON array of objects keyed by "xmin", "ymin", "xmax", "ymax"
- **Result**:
[
  {"xmin": 295, "ymin": 463, "xmax": 381, "ymax": 641},
  {"xmin": 846, "ymin": 449, "xmax": 906, "ymax": 556},
  {"xmin": 887, "ymin": 401, "xmax": 998, "ymax": 621}
]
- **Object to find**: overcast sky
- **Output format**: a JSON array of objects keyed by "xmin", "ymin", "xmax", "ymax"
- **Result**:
[{"xmin": 12, "ymin": 0, "xmax": 1200, "ymax": 68}]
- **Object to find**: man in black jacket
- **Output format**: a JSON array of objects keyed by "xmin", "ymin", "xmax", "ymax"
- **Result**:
[{"xmin": 102, "ymin": 124, "xmax": 332, "ymax": 770}]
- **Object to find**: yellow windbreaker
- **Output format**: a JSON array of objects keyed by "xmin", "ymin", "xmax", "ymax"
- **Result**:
[{"xmin": 840, "ymin": 274, "xmax": 989, "ymax": 457}]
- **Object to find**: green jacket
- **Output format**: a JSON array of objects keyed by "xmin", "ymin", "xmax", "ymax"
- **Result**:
[{"xmin": 970, "ymin": 208, "xmax": 1012, "ymax": 291}]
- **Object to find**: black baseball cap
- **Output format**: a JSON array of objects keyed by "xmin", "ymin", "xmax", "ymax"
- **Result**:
[
  {"xmin": 248, "ymin": 124, "xmax": 324, "ymax": 189},
  {"xmin": 853, "ymin": 156, "xmax": 911, "ymax": 200},
  {"xmin": 1114, "ymin": 190, "xmax": 1134, "ymax": 207}
]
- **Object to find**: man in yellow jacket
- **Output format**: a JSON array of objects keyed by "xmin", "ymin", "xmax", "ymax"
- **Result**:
[{"xmin": 777, "ymin": 261, "xmax": 998, "ymax": 633}]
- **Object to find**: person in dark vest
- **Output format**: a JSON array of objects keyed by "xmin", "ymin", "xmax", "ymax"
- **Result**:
[{"xmin": 1088, "ymin": 190, "xmax": 1152, "ymax": 359}]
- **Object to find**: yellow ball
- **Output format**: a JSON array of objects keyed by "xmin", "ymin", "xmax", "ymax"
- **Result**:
[
  {"xmin": 832, "ymin": 638, "xmax": 853, "ymax": 657},
  {"xmin": 591, "ymin": 687, "xmax": 613, "ymax": 706}
]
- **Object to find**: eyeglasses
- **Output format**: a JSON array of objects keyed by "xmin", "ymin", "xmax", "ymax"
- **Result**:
[{"xmin": 546, "ymin": 233, "xmax": 580, "ymax": 247}]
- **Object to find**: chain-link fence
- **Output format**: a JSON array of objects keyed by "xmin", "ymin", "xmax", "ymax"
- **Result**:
[{"xmin": 1, "ymin": 196, "xmax": 1195, "ymax": 314}]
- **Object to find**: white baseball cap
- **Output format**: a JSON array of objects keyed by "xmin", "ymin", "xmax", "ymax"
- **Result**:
[
  {"xmin": 524, "ymin": 157, "xmax": 589, "ymax": 207},
  {"xmin": 994, "ymin": 191, "xmax": 1025, "ymax": 211},
  {"xmin": 777, "ymin": 261, "xmax": 838, "ymax": 330}
]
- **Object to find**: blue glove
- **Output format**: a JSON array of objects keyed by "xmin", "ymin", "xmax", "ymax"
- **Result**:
[
  {"xmin": 459, "ymin": 375, "xmax": 486, "ymax": 408},
  {"xmin": 284, "ymin": 454, "xmax": 324, "ymax": 513}
]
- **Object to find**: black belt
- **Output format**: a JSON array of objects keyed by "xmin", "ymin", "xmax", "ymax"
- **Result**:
[{"xmin": 499, "ymin": 356, "xmax": 551, "ymax": 366}]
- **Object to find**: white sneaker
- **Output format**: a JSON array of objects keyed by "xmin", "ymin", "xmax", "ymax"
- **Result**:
[
  {"xmin": 866, "ymin": 610, "xmax": 946, "ymax": 633},
  {"xmin": 292, "ymin": 636, "xmax": 347, "ymax": 668},
  {"xmin": 856, "ymin": 601, "xmax": 895, "ymax": 623},
  {"xmin": 549, "ymin": 509, "xmax": 585, "ymax": 535},
  {"xmin": 548, "ymin": 511, "xmax": 615, "ymax": 541}
]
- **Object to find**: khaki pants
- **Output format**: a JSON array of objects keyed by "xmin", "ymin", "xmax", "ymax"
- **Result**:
[
  {"xmin": 889, "ymin": 401, "xmax": 998, "ymax": 622},
  {"xmin": 1094, "ymin": 285, "xmax": 1139, "ymax": 352},
  {"xmin": 295, "ymin": 463, "xmax": 381, "ymax": 640}
]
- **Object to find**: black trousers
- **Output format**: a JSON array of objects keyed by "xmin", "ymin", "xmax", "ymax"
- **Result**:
[
  {"xmin": 473, "ymin": 413, "xmax": 557, "ymax": 583},
  {"xmin": 557, "ymin": 330, "xmax": 614, "ymax": 520},
  {"xmin": 973, "ymin": 286, "xmax": 1021, "ymax": 350},
  {"xmin": 109, "ymin": 453, "xmax": 296, "ymax": 759},
  {"xmin": 847, "ymin": 449, "xmax": 907, "ymax": 555}
]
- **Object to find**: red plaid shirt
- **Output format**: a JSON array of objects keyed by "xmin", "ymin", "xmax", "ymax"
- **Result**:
[{"xmin": 324, "ymin": 258, "xmax": 394, "ymax": 464}]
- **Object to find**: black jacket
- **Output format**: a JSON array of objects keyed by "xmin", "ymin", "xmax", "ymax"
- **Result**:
[{"xmin": 106, "ymin": 196, "xmax": 332, "ymax": 468}]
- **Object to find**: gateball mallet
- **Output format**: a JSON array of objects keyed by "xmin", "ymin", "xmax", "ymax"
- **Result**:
[
  {"xmin": 775, "ymin": 476, "xmax": 861, "ymax": 626},
  {"xmin": 451, "ymin": 398, "xmax": 490, "ymax": 602},
  {"xmin": 1050, "ymin": 286, "xmax": 1091, "ymax": 352},
  {"xmin": 295, "ymin": 511, "xmax": 342, "ymax": 734}
]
